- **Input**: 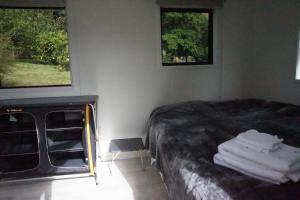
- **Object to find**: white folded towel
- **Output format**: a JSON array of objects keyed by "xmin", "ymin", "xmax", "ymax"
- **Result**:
[
  {"xmin": 214, "ymin": 153, "xmax": 287, "ymax": 184},
  {"xmin": 236, "ymin": 129, "xmax": 283, "ymax": 152},
  {"xmin": 218, "ymin": 139, "xmax": 300, "ymax": 172},
  {"xmin": 235, "ymin": 139, "xmax": 282, "ymax": 153},
  {"xmin": 217, "ymin": 150, "xmax": 288, "ymax": 183}
]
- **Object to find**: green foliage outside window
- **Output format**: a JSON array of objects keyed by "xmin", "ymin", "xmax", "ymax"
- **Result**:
[
  {"xmin": 161, "ymin": 9, "xmax": 212, "ymax": 65},
  {"xmin": 0, "ymin": 34, "xmax": 14, "ymax": 86},
  {"xmin": 33, "ymin": 31, "xmax": 70, "ymax": 70},
  {"xmin": 0, "ymin": 8, "xmax": 71, "ymax": 88}
]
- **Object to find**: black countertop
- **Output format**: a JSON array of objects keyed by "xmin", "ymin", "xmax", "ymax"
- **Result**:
[{"xmin": 0, "ymin": 95, "xmax": 98, "ymax": 107}]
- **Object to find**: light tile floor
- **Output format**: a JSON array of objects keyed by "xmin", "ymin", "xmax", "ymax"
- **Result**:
[{"xmin": 0, "ymin": 158, "xmax": 169, "ymax": 200}]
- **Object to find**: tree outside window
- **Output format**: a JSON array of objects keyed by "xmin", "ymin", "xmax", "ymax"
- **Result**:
[{"xmin": 161, "ymin": 8, "xmax": 213, "ymax": 66}]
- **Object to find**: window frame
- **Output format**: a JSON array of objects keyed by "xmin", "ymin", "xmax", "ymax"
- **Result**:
[
  {"xmin": 296, "ymin": 21, "xmax": 300, "ymax": 81},
  {"xmin": 160, "ymin": 7, "xmax": 214, "ymax": 66},
  {"xmin": 0, "ymin": 6, "xmax": 73, "ymax": 89}
]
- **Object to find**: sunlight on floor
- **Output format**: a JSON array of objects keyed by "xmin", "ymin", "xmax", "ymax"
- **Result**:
[
  {"xmin": 49, "ymin": 163, "xmax": 135, "ymax": 200},
  {"xmin": 0, "ymin": 159, "xmax": 168, "ymax": 200}
]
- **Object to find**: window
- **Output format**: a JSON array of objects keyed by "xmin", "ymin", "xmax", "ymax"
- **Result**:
[
  {"xmin": 160, "ymin": 8, "xmax": 213, "ymax": 66},
  {"xmin": 0, "ymin": 7, "xmax": 71, "ymax": 88}
]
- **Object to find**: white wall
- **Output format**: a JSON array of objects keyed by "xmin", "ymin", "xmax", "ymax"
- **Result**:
[
  {"xmin": 246, "ymin": 0, "xmax": 300, "ymax": 104},
  {"xmin": 69, "ymin": 0, "xmax": 253, "ymax": 155},
  {"xmin": 67, "ymin": 0, "xmax": 300, "ymax": 157},
  {"xmin": 172, "ymin": 0, "xmax": 300, "ymax": 104},
  {"xmin": 171, "ymin": 6, "xmax": 223, "ymax": 102},
  {"xmin": 172, "ymin": 0, "xmax": 256, "ymax": 102},
  {"xmin": 170, "ymin": 0, "xmax": 257, "ymax": 103},
  {"xmin": 220, "ymin": 0, "xmax": 254, "ymax": 100},
  {"xmin": 173, "ymin": 67, "xmax": 220, "ymax": 102},
  {"xmin": 69, "ymin": 0, "xmax": 233, "ymax": 156},
  {"xmin": 67, "ymin": 0, "xmax": 175, "ymax": 154}
]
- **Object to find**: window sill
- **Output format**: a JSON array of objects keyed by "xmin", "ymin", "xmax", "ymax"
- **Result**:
[
  {"xmin": 0, "ymin": 85, "xmax": 80, "ymax": 100},
  {"xmin": 161, "ymin": 64, "xmax": 217, "ymax": 70},
  {"xmin": 294, "ymin": 79, "xmax": 300, "ymax": 83}
]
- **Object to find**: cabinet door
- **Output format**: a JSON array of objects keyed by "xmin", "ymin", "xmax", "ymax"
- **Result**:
[{"xmin": 84, "ymin": 104, "xmax": 97, "ymax": 176}]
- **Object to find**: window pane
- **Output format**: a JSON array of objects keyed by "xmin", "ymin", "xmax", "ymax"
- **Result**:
[
  {"xmin": 161, "ymin": 9, "xmax": 213, "ymax": 65},
  {"xmin": 0, "ymin": 8, "xmax": 71, "ymax": 88}
]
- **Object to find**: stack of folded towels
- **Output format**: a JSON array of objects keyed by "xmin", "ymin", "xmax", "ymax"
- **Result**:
[{"xmin": 214, "ymin": 129, "xmax": 300, "ymax": 184}]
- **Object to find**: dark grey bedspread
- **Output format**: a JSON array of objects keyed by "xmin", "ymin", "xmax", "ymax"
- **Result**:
[{"xmin": 147, "ymin": 99, "xmax": 300, "ymax": 200}]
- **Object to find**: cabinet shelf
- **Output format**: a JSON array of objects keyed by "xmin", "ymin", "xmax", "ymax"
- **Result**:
[
  {"xmin": 48, "ymin": 140, "xmax": 84, "ymax": 153},
  {"xmin": 0, "ymin": 152, "xmax": 39, "ymax": 157},
  {"xmin": 49, "ymin": 151, "xmax": 87, "ymax": 168},
  {"xmin": 0, "ymin": 151, "xmax": 39, "ymax": 173},
  {"xmin": 0, "ymin": 113, "xmax": 36, "ymax": 133},
  {"xmin": 46, "ymin": 111, "xmax": 84, "ymax": 130},
  {"xmin": 0, "ymin": 130, "xmax": 37, "ymax": 135},
  {"xmin": 0, "ymin": 133, "xmax": 38, "ymax": 155},
  {"xmin": 51, "ymin": 158, "xmax": 88, "ymax": 168},
  {"xmin": 47, "ymin": 129, "xmax": 82, "ymax": 139},
  {"xmin": 0, "ymin": 142, "xmax": 38, "ymax": 155},
  {"xmin": 0, "ymin": 144, "xmax": 38, "ymax": 155},
  {"xmin": 0, "ymin": 124, "xmax": 36, "ymax": 133},
  {"xmin": 46, "ymin": 127, "xmax": 83, "ymax": 132},
  {"xmin": 46, "ymin": 111, "xmax": 87, "ymax": 169}
]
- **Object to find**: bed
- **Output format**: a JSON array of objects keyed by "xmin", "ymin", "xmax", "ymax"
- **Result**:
[{"xmin": 146, "ymin": 99, "xmax": 300, "ymax": 200}]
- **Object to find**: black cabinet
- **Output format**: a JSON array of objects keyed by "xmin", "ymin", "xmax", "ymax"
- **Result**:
[{"xmin": 0, "ymin": 96, "xmax": 98, "ymax": 182}]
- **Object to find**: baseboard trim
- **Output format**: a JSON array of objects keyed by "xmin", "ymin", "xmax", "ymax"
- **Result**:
[{"xmin": 101, "ymin": 150, "xmax": 150, "ymax": 161}]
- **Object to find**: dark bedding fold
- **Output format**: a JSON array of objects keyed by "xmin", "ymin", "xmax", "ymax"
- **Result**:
[{"xmin": 146, "ymin": 99, "xmax": 300, "ymax": 200}]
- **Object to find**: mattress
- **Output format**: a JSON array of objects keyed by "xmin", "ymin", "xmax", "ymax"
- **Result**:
[{"xmin": 146, "ymin": 99, "xmax": 300, "ymax": 200}]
